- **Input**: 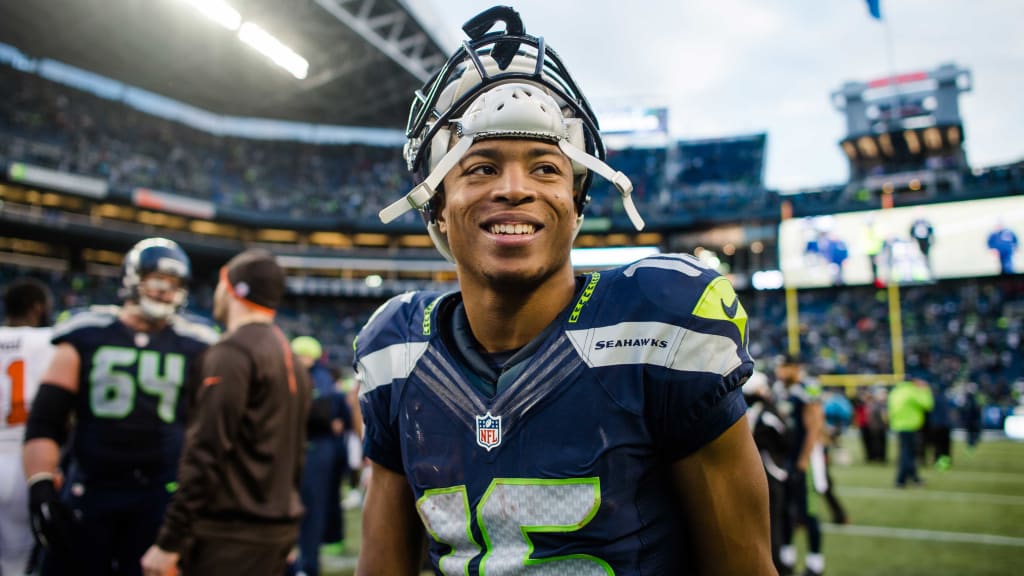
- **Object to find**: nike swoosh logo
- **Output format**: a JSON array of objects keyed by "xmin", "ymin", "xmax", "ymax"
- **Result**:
[
  {"xmin": 721, "ymin": 297, "xmax": 739, "ymax": 319},
  {"xmin": 202, "ymin": 376, "xmax": 222, "ymax": 387}
]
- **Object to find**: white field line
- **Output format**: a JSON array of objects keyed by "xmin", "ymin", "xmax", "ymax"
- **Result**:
[
  {"xmin": 939, "ymin": 469, "xmax": 1024, "ymax": 483},
  {"xmin": 824, "ymin": 523, "xmax": 1024, "ymax": 547},
  {"xmin": 321, "ymin": 555, "xmax": 359, "ymax": 570},
  {"xmin": 843, "ymin": 467, "xmax": 1024, "ymax": 483},
  {"xmin": 841, "ymin": 485, "xmax": 1024, "ymax": 506}
]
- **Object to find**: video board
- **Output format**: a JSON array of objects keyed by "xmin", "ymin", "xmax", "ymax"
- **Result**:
[{"xmin": 779, "ymin": 195, "xmax": 1023, "ymax": 287}]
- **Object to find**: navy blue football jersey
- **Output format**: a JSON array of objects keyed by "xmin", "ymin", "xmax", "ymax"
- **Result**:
[
  {"xmin": 52, "ymin": 306, "xmax": 218, "ymax": 486},
  {"xmin": 778, "ymin": 382, "xmax": 819, "ymax": 469},
  {"xmin": 355, "ymin": 254, "xmax": 753, "ymax": 574}
]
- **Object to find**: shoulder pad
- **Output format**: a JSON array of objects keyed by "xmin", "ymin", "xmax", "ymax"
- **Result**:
[
  {"xmin": 564, "ymin": 255, "xmax": 751, "ymax": 380},
  {"xmin": 170, "ymin": 313, "xmax": 221, "ymax": 345},
  {"xmin": 605, "ymin": 254, "xmax": 746, "ymax": 335},
  {"xmin": 355, "ymin": 291, "xmax": 447, "ymax": 358},
  {"xmin": 51, "ymin": 305, "xmax": 120, "ymax": 342},
  {"xmin": 353, "ymin": 290, "xmax": 449, "ymax": 397}
]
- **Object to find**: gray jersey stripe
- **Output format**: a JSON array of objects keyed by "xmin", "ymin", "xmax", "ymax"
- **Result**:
[
  {"xmin": 417, "ymin": 361, "xmax": 478, "ymax": 429},
  {"xmin": 418, "ymin": 353, "xmax": 485, "ymax": 422},
  {"xmin": 501, "ymin": 356, "xmax": 583, "ymax": 428},
  {"xmin": 423, "ymin": 346, "xmax": 487, "ymax": 413},
  {"xmin": 494, "ymin": 336, "xmax": 578, "ymax": 414},
  {"xmin": 357, "ymin": 341, "xmax": 431, "ymax": 397},
  {"xmin": 170, "ymin": 317, "xmax": 219, "ymax": 344},
  {"xmin": 671, "ymin": 329, "xmax": 744, "ymax": 377},
  {"xmin": 52, "ymin": 306, "xmax": 119, "ymax": 339},
  {"xmin": 623, "ymin": 257, "xmax": 702, "ymax": 278}
]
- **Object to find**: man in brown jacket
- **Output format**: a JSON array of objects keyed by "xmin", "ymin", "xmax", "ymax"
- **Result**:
[{"xmin": 141, "ymin": 249, "xmax": 311, "ymax": 576}]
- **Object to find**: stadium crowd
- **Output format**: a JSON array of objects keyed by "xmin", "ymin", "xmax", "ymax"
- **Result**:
[
  {"xmin": 4, "ymin": 63, "xmax": 1024, "ymax": 228},
  {"xmin": 0, "ymin": 64, "xmax": 413, "ymax": 222},
  {"xmin": 745, "ymin": 276, "xmax": 1024, "ymax": 412}
]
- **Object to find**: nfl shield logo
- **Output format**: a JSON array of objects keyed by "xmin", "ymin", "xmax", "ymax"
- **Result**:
[{"xmin": 476, "ymin": 412, "xmax": 502, "ymax": 451}]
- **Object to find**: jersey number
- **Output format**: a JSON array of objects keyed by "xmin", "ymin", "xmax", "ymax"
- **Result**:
[
  {"xmin": 417, "ymin": 478, "xmax": 613, "ymax": 575},
  {"xmin": 4, "ymin": 358, "xmax": 26, "ymax": 425},
  {"xmin": 90, "ymin": 346, "xmax": 185, "ymax": 422}
]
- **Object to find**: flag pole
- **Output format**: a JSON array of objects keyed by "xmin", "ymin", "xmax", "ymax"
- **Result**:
[{"xmin": 879, "ymin": 8, "xmax": 902, "ymax": 129}]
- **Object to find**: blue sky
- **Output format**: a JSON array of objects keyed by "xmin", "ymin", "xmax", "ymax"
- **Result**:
[{"xmin": 414, "ymin": 0, "xmax": 1024, "ymax": 191}]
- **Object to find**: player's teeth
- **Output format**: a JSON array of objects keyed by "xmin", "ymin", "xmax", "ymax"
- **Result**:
[{"xmin": 490, "ymin": 223, "xmax": 535, "ymax": 235}]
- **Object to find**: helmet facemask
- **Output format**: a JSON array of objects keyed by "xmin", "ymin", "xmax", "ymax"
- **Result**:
[
  {"xmin": 136, "ymin": 277, "xmax": 187, "ymax": 322},
  {"xmin": 381, "ymin": 7, "xmax": 644, "ymax": 263},
  {"xmin": 120, "ymin": 238, "xmax": 191, "ymax": 322}
]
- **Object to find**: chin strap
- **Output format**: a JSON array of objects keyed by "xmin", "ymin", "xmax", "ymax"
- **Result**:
[
  {"xmin": 138, "ymin": 292, "xmax": 184, "ymax": 322},
  {"xmin": 558, "ymin": 140, "xmax": 645, "ymax": 231},
  {"xmin": 379, "ymin": 137, "xmax": 474, "ymax": 224},
  {"xmin": 379, "ymin": 134, "xmax": 645, "ymax": 233}
]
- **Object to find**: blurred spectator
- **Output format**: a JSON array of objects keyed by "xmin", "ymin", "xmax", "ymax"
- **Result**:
[
  {"xmin": 290, "ymin": 336, "xmax": 350, "ymax": 576},
  {"xmin": 909, "ymin": 214, "xmax": 935, "ymax": 275},
  {"xmin": 775, "ymin": 354, "xmax": 826, "ymax": 576},
  {"xmin": 864, "ymin": 388, "xmax": 889, "ymax": 463},
  {"xmin": 742, "ymin": 371, "xmax": 791, "ymax": 575},
  {"xmin": 926, "ymin": 384, "xmax": 954, "ymax": 470},
  {"xmin": 961, "ymin": 382, "xmax": 984, "ymax": 451},
  {"xmin": 321, "ymin": 367, "xmax": 353, "ymax": 557},
  {"xmin": 820, "ymin": 389, "xmax": 851, "ymax": 524},
  {"xmin": 987, "ymin": 221, "xmax": 1019, "ymax": 275},
  {"xmin": 888, "ymin": 378, "xmax": 934, "ymax": 488}
]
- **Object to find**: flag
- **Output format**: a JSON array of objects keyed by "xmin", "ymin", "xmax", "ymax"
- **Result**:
[{"xmin": 865, "ymin": 0, "xmax": 882, "ymax": 20}]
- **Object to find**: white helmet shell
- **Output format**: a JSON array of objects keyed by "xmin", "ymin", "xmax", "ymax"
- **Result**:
[{"xmin": 381, "ymin": 7, "xmax": 645, "ymax": 263}]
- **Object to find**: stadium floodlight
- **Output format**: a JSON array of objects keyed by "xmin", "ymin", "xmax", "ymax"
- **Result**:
[
  {"xmin": 238, "ymin": 22, "xmax": 309, "ymax": 80},
  {"xmin": 176, "ymin": 0, "xmax": 241, "ymax": 31}
]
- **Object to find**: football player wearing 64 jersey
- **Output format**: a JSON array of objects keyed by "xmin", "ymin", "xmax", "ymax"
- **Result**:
[
  {"xmin": 22, "ymin": 238, "xmax": 218, "ymax": 576},
  {"xmin": 355, "ymin": 6, "xmax": 773, "ymax": 575},
  {"xmin": 0, "ymin": 278, "xmax": 54, "ymax": 576}
]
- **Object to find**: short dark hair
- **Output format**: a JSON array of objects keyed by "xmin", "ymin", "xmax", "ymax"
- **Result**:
[
  {"xmin": 3, "ymin": 277, "xmax": 52, "ymax": 323},
  {"xmin": 223, "ymin": 249, "xmax": 285, "ymax": 311}
]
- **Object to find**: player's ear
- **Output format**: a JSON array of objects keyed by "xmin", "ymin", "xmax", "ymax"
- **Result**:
[{"xmin": 434, "ymin": 193, "xmax": 448, "ymax": 234}]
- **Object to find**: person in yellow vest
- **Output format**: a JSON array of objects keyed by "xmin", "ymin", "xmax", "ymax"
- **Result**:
[
  {"xmin": 888, "ymin": 378, "xmax": 934, "ymax": 487},
  {"xmin": 862, "ymin": 218, "xmax": 885, "ymax": 286}
]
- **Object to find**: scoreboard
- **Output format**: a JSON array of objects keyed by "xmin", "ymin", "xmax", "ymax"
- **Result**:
[{"xmin": 831, "ymin": 63, "xmax": 971, "ymax": 183}]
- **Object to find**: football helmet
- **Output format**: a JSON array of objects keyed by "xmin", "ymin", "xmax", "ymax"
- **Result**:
[
  {"xmin": 380, "ymin": 6, "xmax": 644, "ymax": 262},
  {"xmin": 119, "ymin": 237, "xmax": 190, "ymax": 321}
]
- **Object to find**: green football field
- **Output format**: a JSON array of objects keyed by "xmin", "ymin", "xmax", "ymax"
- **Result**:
[{"xmin": 322, "ymin": 435, "xmax": 1024, "ymax": 575}]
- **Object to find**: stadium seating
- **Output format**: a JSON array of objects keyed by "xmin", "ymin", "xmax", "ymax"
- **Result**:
[{"xmin": 3, "ymin": 63, "xmax": 1023, "ymax": 228}]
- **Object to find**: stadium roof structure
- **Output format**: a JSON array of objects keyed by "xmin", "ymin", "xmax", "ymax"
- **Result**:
[{"xmin": 0, "ymin": 0, "xmax": 449, "ymax": 128}]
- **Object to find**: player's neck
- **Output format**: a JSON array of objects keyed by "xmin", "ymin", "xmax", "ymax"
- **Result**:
[
  {"xmin": 460, "ymin": 272, "xmax": 577, "ymax": 353},
  {"xmin": 225, "ymin": 308, "xmax": 275, "ymax": 333}
]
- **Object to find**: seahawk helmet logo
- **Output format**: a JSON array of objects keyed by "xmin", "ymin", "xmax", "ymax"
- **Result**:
[{"xmin": 476, "ymin": 412, "xmax": 502, "ymax": 451}]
